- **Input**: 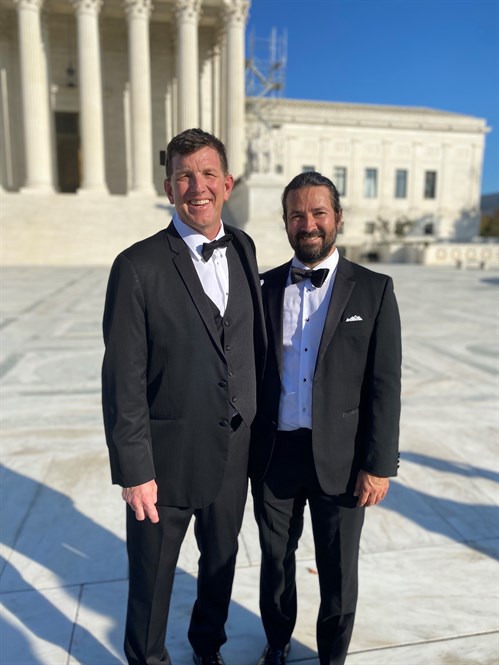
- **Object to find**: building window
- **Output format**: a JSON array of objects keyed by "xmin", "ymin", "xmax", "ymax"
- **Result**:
[
  {"xmin": 364, "ymin": 168, "xmax": 378, "ymax": 198},
  {"xmin": 424, "ymin": 171, "xmax": 437, "ymax": 199},
  {"xmin": 365, "ymin": 221, "xmax": 376, "ymax": 235},
  {"xmin": 394, "ymin": 169, "xmax": 408, "ymax": 199},
  {"xmin": 424, "ymin": 223, "xmax": 434, "ymax": 235},
  {"xmin": 333, "ymin": 166, "xmax": 347, "ymax": 196},
  {"xmin": 302, "ymin": 165, "xmax": 315, "ymax": 172},
  {"xmin": 275, "ymin": 164, "xmax": 283, "ymax": 174}
]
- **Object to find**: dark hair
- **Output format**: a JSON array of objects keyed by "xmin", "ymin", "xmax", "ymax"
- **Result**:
[
  {"xmin": 165, "ymin": 128, "xmax": 229, "ymax": 179},
  {"xmin": 281, "ymin": 171, "xmax": 343, "ymax": 220}
]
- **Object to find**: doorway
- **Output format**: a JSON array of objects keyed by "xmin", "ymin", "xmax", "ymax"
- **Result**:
[{"xmin": 55, "ymin": 112, "xmax": 80, "ymax": 193}]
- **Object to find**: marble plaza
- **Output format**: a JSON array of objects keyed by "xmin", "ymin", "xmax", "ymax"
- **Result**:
[{"xmin": 1, "ymin": 263, "xmax": 498, "ymax": 665}]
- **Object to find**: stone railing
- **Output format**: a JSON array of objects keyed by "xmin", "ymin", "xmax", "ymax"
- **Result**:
[{"xmin": 424, "ymin": 242, "xmax": 499, "ymax": 269}]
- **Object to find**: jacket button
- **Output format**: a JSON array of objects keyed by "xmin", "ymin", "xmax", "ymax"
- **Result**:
[
  {"xmin": 219, "ymin": 418, "xmax": 230, "ymax": 428},
  {"xmin": 218, "ymin": 380, "xmax": 228, "ymax": 388},
  {"xmin": 224, "ymin": 319, "xmax": 231, "ymax": 326}
]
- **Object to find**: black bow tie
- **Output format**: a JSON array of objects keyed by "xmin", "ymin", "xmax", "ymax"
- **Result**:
[
  {"xmin": 290, "ymin": 267, "xmax": 329, "ymax": 288},
  {"xmin": 201, "ymin": 234, "xmax": 233, "ymax": 261}
]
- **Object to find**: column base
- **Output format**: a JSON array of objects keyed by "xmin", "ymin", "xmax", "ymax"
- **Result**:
[
  {"xmin": 20, "ymin": 184, "xmax": 55, "ymax": 194},
  {"xmin": 128, "ymin": 186, "xmax": 157, "ymax": 197},
  {"xmin": 77, "ymin": 185, "xmax": 110, "ymax": 196}
]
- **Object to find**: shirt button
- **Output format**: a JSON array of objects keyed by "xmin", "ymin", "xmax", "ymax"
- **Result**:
[{"xmin": 303, "ymin": 378, "xmax": 307, "ymax": 382}]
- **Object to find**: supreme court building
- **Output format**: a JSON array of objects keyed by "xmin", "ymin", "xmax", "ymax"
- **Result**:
[{"xmin": 0, "ymin": 0, "xmax": 491, "ymax": 266}]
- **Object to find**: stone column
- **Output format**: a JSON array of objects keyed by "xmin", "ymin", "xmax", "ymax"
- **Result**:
[
  {"xmin": 72, "ymin": 0, "xmax": 107, "ymax": 193},
  {"xmin": 222, "ymin": 0, "xmax": 248, "ymax": 180},
  {"xmin": 124, "ymin": 0, "xmax": 155, "ymax": 194},
  {"xmin": 15, "ymin": 0, "xmax": 53, "ymax": 192},
  {"xmin": 174, "ymin": 0, "xmax": 201, "ymax": 131},
  {"xmin": 211, "ymin": 41, "xmax": 221, "ymax": 138}
]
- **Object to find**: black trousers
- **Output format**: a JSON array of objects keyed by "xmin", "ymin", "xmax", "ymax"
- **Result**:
[
  {"xmin": 124, "ymin": 422, "xmax": 250, "ymax": 665},
  {"xmin": 252, "ymin": 429, "xmax": 365, "ymax": 665}
]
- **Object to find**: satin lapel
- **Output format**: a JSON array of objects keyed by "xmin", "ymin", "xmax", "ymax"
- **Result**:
[
  {"xmin": 315, "ymin": 259, "xmax": 356, "ymax": 369},
  {"xmin": 166, "ymin": 223, "xmax": 223, "ymax": 355},
  {"xmin": 265, "ymin": 263, "xmax": 289, "ymax": 378},
  {"xmin": 230, "ymin": 228, "xmax": 266, "ymax": 345}
]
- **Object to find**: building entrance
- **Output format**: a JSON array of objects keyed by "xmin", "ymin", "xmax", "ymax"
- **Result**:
[{"xmin": 55, "ymin": 112, "xmax": 80, "ymax": 193}]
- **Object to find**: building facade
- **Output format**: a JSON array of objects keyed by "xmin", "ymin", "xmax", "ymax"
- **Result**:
[
  {"xmin": 0, "ymin": 0, "xmax": 248, "ymax": 195},
  {"xmin": 0, "ymin": 0, "xmax": 491, "ymax": 266},
  {"xmin": 242, "ymin": 98, "xmax": 488, "ymax": 261}
]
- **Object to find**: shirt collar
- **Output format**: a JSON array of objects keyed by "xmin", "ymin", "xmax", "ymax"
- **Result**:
[{"xmin": 172, "ymin": 213, "xmax": 226, "ymax": 261}]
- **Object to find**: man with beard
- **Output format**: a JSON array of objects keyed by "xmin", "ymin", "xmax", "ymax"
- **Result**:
[{"xmin": 251, "ymin": 171, "xmax": 401, "ymax": 665}]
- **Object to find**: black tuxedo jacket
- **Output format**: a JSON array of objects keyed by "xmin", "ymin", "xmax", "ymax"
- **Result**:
[
  {"xmin": 250, "ymin": 254, "xmax": 401, "ymax": 495},
  {"xmin": 102, "ymin": 222, "xmax": 266, "ymax": 508}
]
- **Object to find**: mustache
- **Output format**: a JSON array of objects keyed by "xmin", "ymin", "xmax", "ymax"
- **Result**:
[{"xmin": 297, "ymin": 231, "xmax": 324, "ymax": 240}]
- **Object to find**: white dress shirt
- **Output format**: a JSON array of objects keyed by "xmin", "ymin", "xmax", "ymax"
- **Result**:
[
  {"xmin": 278, "ymin": 249, "xmax": 339, "ymax": 431},
  {"xmin": 172, "ymin": 213, "xmax": 230, "ymax": 315}
]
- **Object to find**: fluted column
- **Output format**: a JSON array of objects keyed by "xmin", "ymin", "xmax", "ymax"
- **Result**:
[
  {"xmin": 124, "ymin": 0, "xmax": 155, "ymax": 194},
  {"xmin": 72, "ymin": 0, "xmax": 107, "ymax": 193},
  {"xmin": 222, "ymin": 0, "xmax": 248, "ymax": 179},
  {"xmin": 15, "ymin": 0, "xmax": 53, "ymax": 192},
  {"xmin": 174, "ymin": 0, "xmax": 201, "ymax": 131},
  {"xmin": 211, "ymin": 40, "xmax": 221, "ymax": 138}
]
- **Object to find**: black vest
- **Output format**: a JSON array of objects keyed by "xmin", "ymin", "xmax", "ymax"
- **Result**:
[{"xmin": 207, "ymin": 242, "xmax": 256, "ymax": 426}]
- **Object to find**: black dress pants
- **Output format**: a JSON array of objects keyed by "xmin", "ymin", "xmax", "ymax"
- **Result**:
[
  {"xmin": 252, "ymin": 429, "xmax": 365, "ymax": 665},
  {"xmin": 124, "ymin": 422, "xmax": 250, "ymax": 665}
]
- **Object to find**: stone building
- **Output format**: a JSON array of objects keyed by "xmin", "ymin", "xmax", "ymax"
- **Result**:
[{"xmin": 0, "ymin": 0, "xmax": 491, "ymax": 267}]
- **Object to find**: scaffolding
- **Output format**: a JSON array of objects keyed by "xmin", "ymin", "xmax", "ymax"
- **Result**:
[{"xmin": 246, "ymin": 27, "xmax": 287, "ymax": 129}]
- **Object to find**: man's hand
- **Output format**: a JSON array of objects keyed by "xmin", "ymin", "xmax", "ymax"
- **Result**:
[
  {"xmin": 122, "ymin": 479, "xmax": 159, "ymax": 523},
  {"xmin": 354, "ymin": 470, "xmax": 389, "ymax": 508}
]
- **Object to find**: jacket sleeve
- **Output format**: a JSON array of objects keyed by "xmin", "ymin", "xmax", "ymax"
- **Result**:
[
  {"xmin": 101, "ymin": 252, "xmax": 155, "ymax": 487},
  {"xmin": 361, "ymin": 276, "xmax": 402, "ymax": 477}
]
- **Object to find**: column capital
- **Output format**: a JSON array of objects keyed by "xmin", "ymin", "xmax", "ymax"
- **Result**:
[
  {"xmin": 71, "ymin": 0, "xmax": 103, "ymax": 17},
  {"xmin": 174, "ymin": 0, "xmax": 201, "ymax": 24},
  {"xmin": 124, "ymin": 0, "xmax": 153, "ymax": 21},
  {"xmin": 222, "ymin": 0, "xmax": 249, "ymax": 25},
  {"xmin": 14, "ymin": 0, "xmax": 44, "ymax": 11}
]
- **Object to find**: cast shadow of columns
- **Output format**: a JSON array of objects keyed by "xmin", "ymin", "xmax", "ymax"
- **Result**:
[
  {"xmin": 378, "ymin": 452, "xmax": 499, "ymax": 560},
  {"xmin": 0, "ymin": 465, "xmax": 317, "ymax": 664}
]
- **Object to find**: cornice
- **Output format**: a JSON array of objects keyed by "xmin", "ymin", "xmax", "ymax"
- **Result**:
[{"xmin": 246, "ymin": 97, "xmax": 489, "ymax": 134}]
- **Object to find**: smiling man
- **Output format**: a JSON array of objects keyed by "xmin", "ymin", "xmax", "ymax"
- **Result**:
[
  {"xmin": 102, "ymin": 129, "xmax": 266, "ymax": 665},
  {"xmin": 251, "ymin": 171, "xmax": 402, "ymax": 665}
]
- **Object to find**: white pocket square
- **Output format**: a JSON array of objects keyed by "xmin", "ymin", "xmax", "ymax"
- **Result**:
[{"xmin": 345, "ymin": 315, "xmax": 363, "ymax": 322}]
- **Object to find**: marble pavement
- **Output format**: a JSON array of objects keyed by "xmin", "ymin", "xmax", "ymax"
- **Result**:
[{"xmin": 1, "ymin": 263, "xmax": 498, "ymax": 665}]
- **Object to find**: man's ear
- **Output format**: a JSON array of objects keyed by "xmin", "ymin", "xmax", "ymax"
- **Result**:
[{"xmin": 164, "ymin": 179, "xmax": 174, "ymax": 204}]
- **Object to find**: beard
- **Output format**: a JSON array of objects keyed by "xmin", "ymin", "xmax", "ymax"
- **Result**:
[{"xmin": 289, "ymin": 229, "xmax": 337, "ymax": 265}]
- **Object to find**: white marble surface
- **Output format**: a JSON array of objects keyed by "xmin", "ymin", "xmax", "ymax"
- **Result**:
[{"xmin": 1, "ymin": 264, "xmax": 498, "ymax": 664}]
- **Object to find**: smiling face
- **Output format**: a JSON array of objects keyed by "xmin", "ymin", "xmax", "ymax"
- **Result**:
[
  {"xmin": 284, "ymin": 185, "xmax": 343, "ymax": 266},
  {"xmin": 164, "ymin": 146, "xmax": 234, "ymax": 239}
]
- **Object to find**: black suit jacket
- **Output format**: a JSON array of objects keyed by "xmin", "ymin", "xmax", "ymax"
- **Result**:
[
  {"xmin": 251, "ymin": 254, "xmax": 401, "ymax": 495},
  {"xmin": 102, "ymin": 221, "xmax": 266, "ymax": 508}
]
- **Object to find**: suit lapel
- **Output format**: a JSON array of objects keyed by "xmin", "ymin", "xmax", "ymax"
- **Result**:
[
  {"xmin": 265, "ymin": 263, "xmax": 289, "ymax": 378},
  {"xmin": 315, "ymin": 256, "xmax": 356, "ymax": 369},
  {"xmin": 166, "ymin": 222, "xmax": 223, "ymax": 355}
]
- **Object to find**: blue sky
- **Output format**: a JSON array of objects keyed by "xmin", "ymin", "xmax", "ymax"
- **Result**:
[{"xmin": 245, "ymin": 0, "xmax": 499, "ymax": 195}]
